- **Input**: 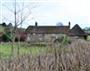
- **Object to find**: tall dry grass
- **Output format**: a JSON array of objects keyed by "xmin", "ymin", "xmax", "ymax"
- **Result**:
[{"xmin": 0, "ymin": 39, "xmax": 90, "ymax": 71}]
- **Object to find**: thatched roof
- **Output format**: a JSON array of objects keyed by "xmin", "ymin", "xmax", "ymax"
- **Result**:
[
  {"xmin": 25, "ymin": 25, "xmax": 70, "ymax": 34},
  {"xmin": 69, "ymin": 24, "xmax": 87, "ymax": 36}
]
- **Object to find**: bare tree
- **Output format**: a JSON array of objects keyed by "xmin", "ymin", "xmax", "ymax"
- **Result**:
[{"xmin": 2, "ymin": 0, "xmax": 37, "ymax": 56}]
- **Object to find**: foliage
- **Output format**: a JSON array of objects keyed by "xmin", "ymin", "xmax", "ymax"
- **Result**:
[
  {"xmin": 2, "ymin": 22, "xmax": 7, "ymax": 27},
  {"xmin": 2, "ymin": 32, "xmax": 12, "ymax": 42},
  {"xmin": 0, "ymin": 25, "xmax": 5, "ymax": 33},
  {"xmin": 62, "ymin": 35, "xmax": 71, "ymax": 45},
  {"xmin": 56, "ymin": 22, "xmax": 63, "ymax": 26},
  {"xmin": 2, "ymin": 25, "xmax": 13, "ymax": 42},
  {"xmin": 54, "ymin": 34, "xmax": 71, "ymax": 46},
  {"xmin": 0, "ymin": 40, "xmax": 90, "ymax": 71},
  {"xmin": 83, "ymin": 27, "xmax": 90, "ymax": 31}
]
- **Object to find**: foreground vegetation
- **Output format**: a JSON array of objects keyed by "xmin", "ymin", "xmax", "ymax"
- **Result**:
[{"xmin": 0, "ymin": 39, "xmax": 90, "ymax": 71}]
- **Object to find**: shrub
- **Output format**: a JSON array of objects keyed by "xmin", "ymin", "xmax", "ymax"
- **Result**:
[
  {"xmin": 62, "ymin": 35, "xmax": 71, "ymax": 45},
  {"xmin": 2, "ymin": 32, "xmax": 12, "ymax": 42},
  {"xmin": 54, "ymin": 34, "xmax": 71, "ymax": 47}
]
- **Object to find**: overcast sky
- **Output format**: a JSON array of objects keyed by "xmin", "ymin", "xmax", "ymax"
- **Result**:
[{"xmin": 0, "ymin": 0, "xmax": 89, "ymax": 28}]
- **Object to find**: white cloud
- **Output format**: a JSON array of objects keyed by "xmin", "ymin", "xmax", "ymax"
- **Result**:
[{"xmin": 0, "ymin": 0, "xmax": 89, "ymax": 28}]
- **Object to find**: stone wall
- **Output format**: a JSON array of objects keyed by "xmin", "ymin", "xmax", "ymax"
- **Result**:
[{"xmin": 26, "ymin": 33, "xmax": 63, "ymax": 43}]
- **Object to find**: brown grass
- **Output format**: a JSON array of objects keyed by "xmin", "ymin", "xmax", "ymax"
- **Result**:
[{"xmin": 0, "ymin": 39, "xmax": 90, "ymax": 71}]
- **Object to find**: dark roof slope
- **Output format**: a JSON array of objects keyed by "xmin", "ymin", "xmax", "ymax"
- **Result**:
[
  {"xmin": 69, "ymin": 24, "xmax": 87, "ymax": 36},
  {"xmin": 25, "ymin": 26, "xmax": 70, "ymax": 34}
]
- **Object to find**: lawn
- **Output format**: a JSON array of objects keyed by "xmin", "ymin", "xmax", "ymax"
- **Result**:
[
  {"xmin": 87, "ymin": 36, "xmax": 90, "ymax": 41},
  {"xmin": 0, "ymin": 42, "xmax": 48, "ymax": 59}
]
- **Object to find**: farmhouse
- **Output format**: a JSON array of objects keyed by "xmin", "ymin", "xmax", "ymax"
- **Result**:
[
  {"xmin": 0, "ymin": 22, "xmax": 87, "ymax": 42},
  {"xmin": 25, "ymin": 22, "xmax": 70, "ymax": 42},
  {"xmin": 25, "ymin": 22, "xmax": 88, "ymax": 42}
]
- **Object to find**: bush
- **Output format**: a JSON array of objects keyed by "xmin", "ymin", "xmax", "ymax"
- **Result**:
[
  {"xmin": 62, "ymin": 35, "xmax": 71, "ymax": 45},
  {"xmin": 2, "ymin": 32, "xmax": 12, "ymax": 42},
  {"xmin": 54, "ymin": 34, "xmax": 71, "ymax": 46}
]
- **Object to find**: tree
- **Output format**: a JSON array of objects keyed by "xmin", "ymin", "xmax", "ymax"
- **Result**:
[
  {"xmin": 2, "ymin": 0, "xmax": 37, "ymax": 56},
  {"xmin": 2, "ymin": 32, "xmax": 12, "ymax": 42},
  {"xmin": 2, "ymin": 0, "xmax": 37, "ymax": 29},
  {"xmin": 8, "ymin": 23, "xmax": 13, "ymax": 28},
  {"xmin": 3, "ymin": 0, "xmax": 37, "ymax": 37},
  {"xmin": 2, "ymin": 22, "xmax": 7, "ymax": 27},
  {"xmin": 56, "ymin": 22, "xmax": 63, "ymax": 26},
  {"xmin": 2, "ymin": 23, "xmax": 13, "ymax": 42}
]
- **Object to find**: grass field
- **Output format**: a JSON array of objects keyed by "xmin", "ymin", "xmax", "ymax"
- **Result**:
[
  {"xmin": 0, "ymin": 42, "xmax": 48, "ymax": 59},
  {"xmin": 87, "ymin": 36, "xmax": 90, "ymax": 41}
]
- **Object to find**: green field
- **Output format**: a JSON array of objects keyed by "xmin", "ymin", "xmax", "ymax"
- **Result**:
[
  {"xmin": 0, "ymin": 43, "xmax": 48, "ymax": 59},
  {"xmin": 87, "ymin": 36, "xmax": 90, "ymax": 41}
]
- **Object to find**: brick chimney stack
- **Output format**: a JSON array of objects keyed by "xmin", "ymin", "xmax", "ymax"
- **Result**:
[
  {"xmin": 35, "ymin": 21, "xmax": 38, "ymax": 27},
  {"xmin": 68, "ymin": 21, "xmax": 71, "ymax": 29}
]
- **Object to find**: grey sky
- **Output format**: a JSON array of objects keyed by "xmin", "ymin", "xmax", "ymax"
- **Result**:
[{"xmin": 0, "ymin": 0, "xmax": 89, "ymax": 28}]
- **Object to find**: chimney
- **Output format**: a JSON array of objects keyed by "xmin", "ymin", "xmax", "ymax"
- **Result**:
[
  {"xmin": 68, "ymin": 21, "xmax": 71, "ymax": 29},
  {"xmin": 35, "ymin": 21, "xmax": 38, "ymax": 27}
]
